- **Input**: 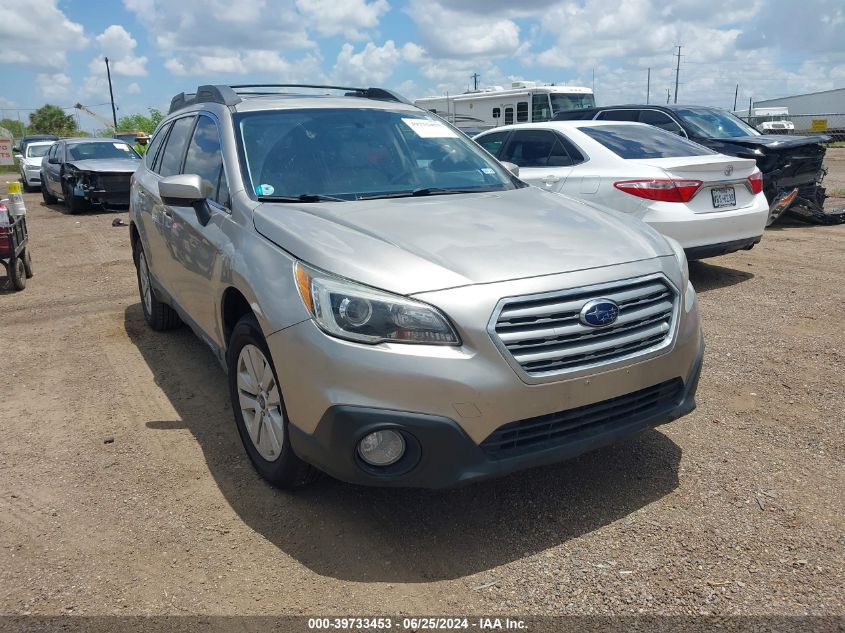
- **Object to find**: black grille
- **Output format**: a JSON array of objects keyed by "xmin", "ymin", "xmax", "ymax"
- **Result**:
[{"xmin": 480, "ymin": 379, "xmax": 684, "ymax": 458}]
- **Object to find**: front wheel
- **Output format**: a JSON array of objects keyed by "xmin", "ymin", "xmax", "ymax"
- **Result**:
[
  {"xmin": 227, "ymin": 315, "xmax": 318, "ymax": 488},
  {"xmin": 41, "ymin": 179, "xmax": 58, "ymax": 205},
  {"xmin": 63, "ymin": 184, "xmax": 85, "ymax": 214}
]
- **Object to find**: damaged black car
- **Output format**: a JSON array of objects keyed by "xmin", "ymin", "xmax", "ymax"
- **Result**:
[
  {"xmin": 554, "ymin": 105, "xmax": 842, "ymax": 225},
  {"xmin": 40, "ymin": 138, "xmax": 141, "ymax": 214}
]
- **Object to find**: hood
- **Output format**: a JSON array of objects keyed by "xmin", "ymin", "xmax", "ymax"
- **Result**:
[
  {"xmin": 702, "ymin": 134, "xmax": 828, "ymax": 151},
  {"xmin": 253, "ymin": 187, "xmax": 672, "ymax": 295},
  {"xmin": 23, "ymin": 157, "xmax": 43, "ymax": 168},
  {"xmin": 66, "ymin": 158, "xmax": 140, "ymax": 173}
]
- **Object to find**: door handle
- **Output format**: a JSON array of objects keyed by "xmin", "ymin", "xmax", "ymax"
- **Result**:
[{"xmin": 543, "ymin": 175, "xmax": 561, "ymax": 185}]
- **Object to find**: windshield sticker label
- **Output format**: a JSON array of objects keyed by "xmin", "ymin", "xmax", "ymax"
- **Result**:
[
  {"xmin": 481, "ymin": 168, "xmax": 495, "ymax": 175},
  {"xmin": 114, "ymin": 143, "xmax": 130, "ymax": 151},
  {"xmin": 257, "ymin": 184, "xmax": 275, "ymax": 196},
  {"xmin": 402, "ymin": 118, "xmax": 458, "ymax": 138}
]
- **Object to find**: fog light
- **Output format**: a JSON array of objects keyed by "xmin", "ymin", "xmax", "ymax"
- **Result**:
[{"xmin": 357, "ymin": 430, "xmax": 405, "ymax": 467}]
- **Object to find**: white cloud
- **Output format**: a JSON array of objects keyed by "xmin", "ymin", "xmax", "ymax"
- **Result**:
[
  {"xmin": 164, "ymin": 49, "xmax": 326, "ymax": 83},
  {"xmin": 295, "ymin": 0, "xmax": 389, "ymax": 39},
  {"xmin": 333, "ymin": 41, "xmax": 401, "ymax": 85},
  {"xmin": 92, "ymin": 25, "xmax": 148, "ymax": 76},
  {"xmin": 35, "ymin": 73, "xmax": 73, "ymax": 101},
  {"xmin": 0, "ymin": 0, "xmax": 87, "ymax": 70},
  {"xmin": 406, "ymin": 1, "xmax": 520, "ymax": 58},
  {"xmin": 126, "ymin": 82, "xmax": 142, "ymax": 94}
]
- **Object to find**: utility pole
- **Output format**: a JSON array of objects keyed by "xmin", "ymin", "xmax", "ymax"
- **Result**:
[
  {"xmin": 591, "ymin": 68, "xmax": 595, "ymax": 93},
  {"xmin": 105, "ymin": 57, "xmax": 118, "ymax": 130},
  {"xmin": 733, "ymin": 84, "xmax": 739, "ymax": 111},
  {"xmin": 470, "ymin": 73, "xmax": 480, "ymax": 91},
  {"xmin": 748, "ymin": 96, "xmax": 753, "ymax": 118},
  {"xmin": 666, "ymin": 88, "xmax": 670, "ymax": 104},
  {"xmin": 646, "ymin": 68, "xmax": 651, "ymax": 104},
  {"xmin": 673, "ymin": 45, "xmax": 682, "ymax": 104}
]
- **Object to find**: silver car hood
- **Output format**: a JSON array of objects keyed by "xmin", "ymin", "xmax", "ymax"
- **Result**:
[
  {"xmin": 253, "ymin": 187, "xmax": 672, "ymax": 295},
  {"xmin": 66, "ymin": 159, "xmax": 140, "ymax": 173}
]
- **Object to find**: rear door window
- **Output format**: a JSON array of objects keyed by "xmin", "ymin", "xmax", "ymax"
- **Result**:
[
  {"xmin": 157, "ymin": 116, "xmax": 196, "ymax": 177},
  {"xmin": 596, "ymin": 110, "xmax": 639, "ymax": 122},
  {"xmin": 638, "ymin": 110, "xmax": 685, "ymax": 135},
  {"xmin": 580, "ymin": 125, "xmax": 715, "ymax": 159}
]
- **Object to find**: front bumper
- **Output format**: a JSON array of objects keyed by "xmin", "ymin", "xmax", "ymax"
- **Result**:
[
  {"xmin": 288, "ymin": 339, "xmax": 703, "ymax": 488},
  {"xmin": 268, "ymin": 258, "xmax": 703, "ymax": 488}
]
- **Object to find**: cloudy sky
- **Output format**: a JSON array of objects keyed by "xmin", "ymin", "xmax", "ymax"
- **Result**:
[{"xmin": 1, "ymin": 0, "xmax": 843, "ymax": 130}]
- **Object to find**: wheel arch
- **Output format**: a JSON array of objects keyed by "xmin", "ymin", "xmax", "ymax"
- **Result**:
[{"xmin": 221, "ymin": 286, "xmax": 256, "ymax": 347}]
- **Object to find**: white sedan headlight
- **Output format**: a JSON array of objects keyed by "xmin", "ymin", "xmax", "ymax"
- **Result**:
[{"xmin": 294, "ymin": 262, "xmax": 460, "ymax": 345}]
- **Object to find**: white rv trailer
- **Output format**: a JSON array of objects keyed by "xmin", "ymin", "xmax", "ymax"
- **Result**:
[{"xmin": 414, "ymin": 82, "xmax": 595, "ymax": 132}]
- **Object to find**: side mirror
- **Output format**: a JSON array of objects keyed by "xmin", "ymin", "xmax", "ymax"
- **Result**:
[
  {"xmin": 501, "ymin": 161, "xmax": 520, "ymax": 177},
  {"xmin": 159, "ymin": 174, "xmax": 213, "ymax": 226}
]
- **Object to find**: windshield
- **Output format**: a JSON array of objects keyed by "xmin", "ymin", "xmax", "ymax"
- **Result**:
[
  {"xmin": 674, "ymin": 108, "xmax": 760, "ymax": 139},
  {"xmin": 67, "ymin": 142, "xmax": 140, "ymax": 161},
  {"xmin": 26, "ymin": 144, "xmax": 51, "ymax": 158},
  {"xmin": 550, "ymin": 93, "xmax": 596, "ymax": 115},
  {"xmin": 236, "ymin": 108, "xmax": 518, "ymax": 201}
]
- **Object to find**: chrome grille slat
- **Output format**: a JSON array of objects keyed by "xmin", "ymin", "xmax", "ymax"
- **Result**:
[
  {"xmin": 498, "ymin": 281, "xmax": 668, "ymax": 321},
  {"xmin": 491, "ymin": 276, "xmax": 678, "ymax": 377},
  {"xmin": 498, "ymin": 299, "xmax": 674, "ymax": 345}
]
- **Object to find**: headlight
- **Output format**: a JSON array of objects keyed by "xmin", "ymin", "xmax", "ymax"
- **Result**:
[
  {"xmin": 664, "ymin": 236, "xmax": 689, "ymax": 288},
  {"xmin": 294, "ymin": 262, "xmax": 460, "ymax": 345}
]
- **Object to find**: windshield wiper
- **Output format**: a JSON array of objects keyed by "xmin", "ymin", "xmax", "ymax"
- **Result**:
[
  {"xmin": 257, "ymin": 193, "xmax": 346, "ymax": 203},
  {"xmin": 356, "ymin": 187, "xmax": 497, "ymax": 201}
]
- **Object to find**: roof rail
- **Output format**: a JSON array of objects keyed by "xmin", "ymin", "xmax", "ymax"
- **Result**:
[
  {"xmin": 168, "ymin": 85, "xmax": 242, "ymax": 114},
  {"xmin": 229, "ymin": 84, "xmax": 411, "ymax": 104},
  {"xmin": 168, "ymin": 83, "xmax": 411, "ymax": 114}
]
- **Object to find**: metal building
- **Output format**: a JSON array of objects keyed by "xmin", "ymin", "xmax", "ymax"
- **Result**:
[{"xmin": 754, "ymin": 88, "xmax": 845, "ymax": 134}]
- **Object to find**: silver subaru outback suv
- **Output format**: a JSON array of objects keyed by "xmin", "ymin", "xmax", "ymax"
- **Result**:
[{"xmin": 129, "ymin": 84, "xmax": 704, "ymax": 488}]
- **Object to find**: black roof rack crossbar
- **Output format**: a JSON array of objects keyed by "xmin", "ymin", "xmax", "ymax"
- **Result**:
[
  {"xmin": 168, "ymin": 84, "xmax": 242, "ymax": 114},
  {"xmin": 169, "ymin": 83, "xmax": 411, "ymax": 114}
]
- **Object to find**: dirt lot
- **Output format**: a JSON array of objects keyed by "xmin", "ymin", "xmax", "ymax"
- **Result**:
[{"xmin": 1, "ymin": 154, "xmax": 843, "ymax": 620}]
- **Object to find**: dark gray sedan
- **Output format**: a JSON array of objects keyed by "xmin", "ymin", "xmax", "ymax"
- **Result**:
[{"xmin": 41, "ymin": 138, "xmax": 141, "ymax": 213}]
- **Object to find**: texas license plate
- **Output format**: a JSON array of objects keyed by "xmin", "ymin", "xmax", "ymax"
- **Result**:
[{"xmin": 711, "ymin": 186, "xmax": 736, "ymax": 208}]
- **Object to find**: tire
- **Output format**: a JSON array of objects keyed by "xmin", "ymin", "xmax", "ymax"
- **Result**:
[
  {"xmin": 10, "ymin": 257, "xmax": 26, "ymax": 291},
  {"xmin": 41, "ymin": 179, "xmax": 58, "ymax": 205},
  {"xmin": 134, "ymin": 244, "xmax": 181, "ymax": 331},
  {"xmin": 227, "ymin": 314, "xmax": 319, "ymax": 488},
  {"xmin": 23, "ymin": 249, "xmax": 33, "ymax": 278},
  {"xmin": 63, "ymin": 183, "xmax": 85, "ymax": 214},
  {"xmin": 20, "ymin": 178, "xmax": 31, "ymax": 193}
]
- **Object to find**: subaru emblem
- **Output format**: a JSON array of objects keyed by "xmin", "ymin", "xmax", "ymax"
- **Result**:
[
  {"xmin": 724, "ymin": 165, "xmax": 734, "ymax": 177},
  {"xmin": 579, "ymin": 299, "xmax": 620, "ymax": 328}
]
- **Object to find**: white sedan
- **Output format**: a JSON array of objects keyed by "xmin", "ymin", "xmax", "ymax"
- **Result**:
[
  {"xmin": 18, "ymin": 141, "xmax": 54, "ymax": 191},
  {"xmin": 475, "ymin": 120, "xmax": 769, "ymax": 259}
]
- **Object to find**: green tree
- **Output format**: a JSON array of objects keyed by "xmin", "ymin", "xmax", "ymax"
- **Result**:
[
  {"xmin": 29, "ymin": 105, "xmax": 77, "ymax": 136},
  {"xmin": 116, "ymin": 108, "xmax": 165, "ymax": 134},
  {"xmin": 0, "ymin": 118, "xmax": 26, "ymax": 139}
]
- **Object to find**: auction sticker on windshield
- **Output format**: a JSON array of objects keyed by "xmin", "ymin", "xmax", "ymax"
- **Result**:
[{"xmin": 402, "ymin": 118, "xmax": 458, "ymax": 138}]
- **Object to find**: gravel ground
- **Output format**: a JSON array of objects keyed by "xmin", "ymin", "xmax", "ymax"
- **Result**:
[{"xmin": 0, "ymin": 154, "xmax": 843, "ymax": 620}]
